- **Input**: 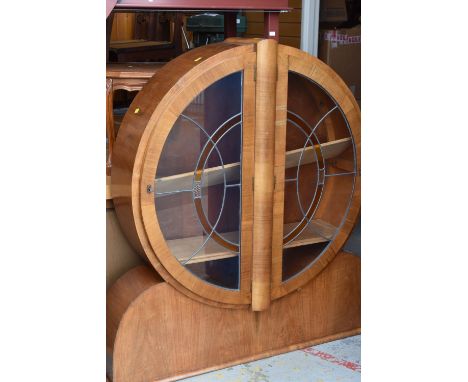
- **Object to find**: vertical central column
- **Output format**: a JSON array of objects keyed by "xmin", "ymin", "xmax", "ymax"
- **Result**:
[{"xmin": 252, "ymin": 39, "xmax": 278, "ymax": 311}]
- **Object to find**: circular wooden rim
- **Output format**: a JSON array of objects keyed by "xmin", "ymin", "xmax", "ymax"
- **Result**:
[
  {"xmin": 121, "ymin": 41, "xmax": 360, "ymax": 307},
  {"xmin": 271, "ymin": 45, "xmax": 361, "ymax": 300},
  {"xmin": 139, "ymin": 48, "xmax": 251, "ymax": 306}
]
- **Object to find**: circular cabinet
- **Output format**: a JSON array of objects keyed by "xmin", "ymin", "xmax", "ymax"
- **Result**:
[{"xmin": 112, "ymin": 39, "xmax": 360, "ymax": 309}]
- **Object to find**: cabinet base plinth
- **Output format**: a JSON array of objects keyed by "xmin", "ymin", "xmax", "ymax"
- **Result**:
[{"xmin": 107, "ymin": 251, "xmax": 360, "ymax": 382}]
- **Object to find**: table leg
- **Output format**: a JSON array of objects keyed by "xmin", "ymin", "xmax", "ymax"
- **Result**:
[
  {"xmin": 264, "ymin": 12, "xmax": 280, "ymax": 41},
  {"xmin": 224, "ymin": 12, "xmax": 237, "ymax": 39},
  {"xmin": 106, "ymin": 78, "xmax": 115, "ymax": 176},
  {"xmin": 106, "ymin": 13, "xmax": 114, "ymax": 63}
]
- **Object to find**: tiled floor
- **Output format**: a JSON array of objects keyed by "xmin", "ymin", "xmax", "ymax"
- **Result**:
[{"xmin": 180, "ymin": 335, "xmax": 361, "ymax": 382}]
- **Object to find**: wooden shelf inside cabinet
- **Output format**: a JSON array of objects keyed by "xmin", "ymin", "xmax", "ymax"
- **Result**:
[
  {"xmin": 283, "ymin": 219, "xmax": 336, "ymax": 249},
  {"xmin": 155, "ymin": 137, "xmax": 351, "ymax": 194},
  {"xmin": 168, "ymin": 219, "xmax": 335, "ymax": 265}
]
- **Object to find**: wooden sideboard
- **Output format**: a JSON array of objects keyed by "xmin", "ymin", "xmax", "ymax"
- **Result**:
[{"xmin": 106, "ymin": 63, "xmax": 165, "ymax": 176}]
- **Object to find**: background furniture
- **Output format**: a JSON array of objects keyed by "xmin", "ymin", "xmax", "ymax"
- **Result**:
[
  {"xmin": 106, "ymin": 0, "xmax": 290, "ymax": 174},
  {"xmin": 106, "ymin": 62, "xmax": 164, "ymax": 175},
  {"xmin": 187, "ymin": 13, "xmax": 247, "ymax": 47},
  {"xmin": 106, "ymin": 0, "xmax": 290, "ymax": 43},
  {"xmin": 109, "ymin": 13, "xmax": 183, "ymax": 62}
]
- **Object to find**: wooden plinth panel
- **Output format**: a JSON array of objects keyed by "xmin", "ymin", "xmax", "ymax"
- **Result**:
[{"xmin": 108, "ymin": 251, "xmax": 360, "ymax": 382}]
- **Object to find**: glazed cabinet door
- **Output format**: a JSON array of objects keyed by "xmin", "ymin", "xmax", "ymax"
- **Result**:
[
  {"xmin": 138, "ymin": 44, "xmax": 256, "ymax": 306},
  {"xmin": 271, "ymin": 45, "xmax": 361, "ymax": 300}
]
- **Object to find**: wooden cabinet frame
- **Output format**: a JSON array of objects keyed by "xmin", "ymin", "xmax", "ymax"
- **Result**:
[{"xmin": 112, "ymin": 39, "xmax": 360, "ymax": 310}]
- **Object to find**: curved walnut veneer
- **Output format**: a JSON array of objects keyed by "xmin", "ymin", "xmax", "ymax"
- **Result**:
[{"xmin": 112, "ymin": 39, "xmax": 360, "ymax": 310}]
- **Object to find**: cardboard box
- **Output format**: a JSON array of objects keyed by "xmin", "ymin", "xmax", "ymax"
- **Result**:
[
  {"xmin": 318, "ymin": 24, "xmax": 361, "ymax": 101},
  {"xmin": 320, "ymin": 0, "xmax": 348, "ymax": 23}
]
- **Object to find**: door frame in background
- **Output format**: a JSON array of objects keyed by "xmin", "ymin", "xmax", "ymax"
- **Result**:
[{"xmin": 301, "ymin": 0, "xmax": 320, "ymax": 56}]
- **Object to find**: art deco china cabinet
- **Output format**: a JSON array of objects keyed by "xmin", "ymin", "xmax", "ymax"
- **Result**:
[{"xmin": 107, "ymin": 38, "xmax": 360, "ymax": 382}]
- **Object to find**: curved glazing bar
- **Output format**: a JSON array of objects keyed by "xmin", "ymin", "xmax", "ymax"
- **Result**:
[
  {"xmin": 282, "ymin": 71, "xmax": 357, "ymax": 282},
  {"xmin": 154, "ymin": 71, "xmax": 243, "ymax": 290}
]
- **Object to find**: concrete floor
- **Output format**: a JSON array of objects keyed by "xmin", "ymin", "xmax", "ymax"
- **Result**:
[{"xmin": 180, "ymin": 335, "xmax": 361, "ymax": 382}]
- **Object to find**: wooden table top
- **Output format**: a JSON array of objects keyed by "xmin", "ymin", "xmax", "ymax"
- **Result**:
[
  {"xmin": 110, "ymin": 39, "xmax": 172, "ymax": 50},
  {"xmin": 106, "ymin": 62, "xmax": 166, "ymax": 79}
]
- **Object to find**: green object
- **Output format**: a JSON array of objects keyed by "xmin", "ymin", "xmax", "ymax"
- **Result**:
[
  {"xmin": 187, "ymin": 13, "xmax": 247, "ymax": 33},
  {"xmin": 187, "ymin": 13, "xmax": 247, "ymax": 47}
]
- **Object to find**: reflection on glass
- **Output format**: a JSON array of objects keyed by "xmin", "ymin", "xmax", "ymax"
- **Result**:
[
  {"xmin": 154, "ymin": 71, "xmax": 243, "ymax": 290},
  {"xmin": 282, "ymin": 71, "xmax": 356, "ymax": 281}
]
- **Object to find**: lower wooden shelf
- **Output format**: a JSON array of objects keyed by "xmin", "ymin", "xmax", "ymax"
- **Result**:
[
  {"xmin": 283, "ymin": 219, "xmax": 336, "ymax": 249},
  {"xmin": 168, "ymin": 219, "xmax": 336, "ymax": 265}
]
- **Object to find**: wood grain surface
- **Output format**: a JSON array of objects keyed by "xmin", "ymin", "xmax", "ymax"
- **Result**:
[
  {"xmin": 271, "ymin": 44, "xmax": 361, "ymax": 299},
  {"xmin": 107, "ymin": 37, "xmax": 361, "ymax": 382},
  {"xmin": 112, "ymin": 42, "xmax": 257, "ymax": 307},
  {"xmin": 110, "ymin": 39, "xmax": 360, "ymax": 308},
  {"xmin": 108, "ymin": 251, "xmax": 360, "ymax": 382},
  {"xmin": 251, "ymin": 39, "xmax": 278, "ymax": 311}
]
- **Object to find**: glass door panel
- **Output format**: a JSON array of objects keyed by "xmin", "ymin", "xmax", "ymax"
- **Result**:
[
  {"xmin": 154, "ymin": 71, "xmax": 243, "ymax": 290},
  {"xmin": 281, "ymin": 71, "xmax": 357, "ymax": 281}
]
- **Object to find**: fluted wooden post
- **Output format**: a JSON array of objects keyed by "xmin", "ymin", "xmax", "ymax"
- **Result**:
[{"xmin": 251, "ymin": 39, "xmax": 278, "ymax": 311}]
